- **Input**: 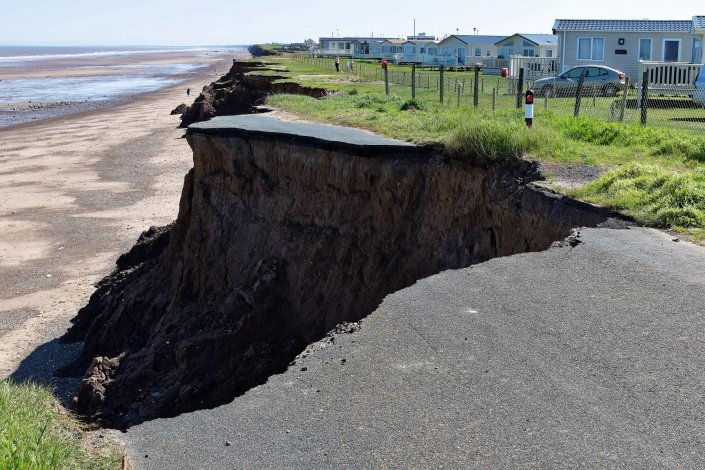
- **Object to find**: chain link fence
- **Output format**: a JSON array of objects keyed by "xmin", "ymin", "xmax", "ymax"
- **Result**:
[{"xmin": 293, "ymin": 54, "xmax": 705, "ymax": 135}]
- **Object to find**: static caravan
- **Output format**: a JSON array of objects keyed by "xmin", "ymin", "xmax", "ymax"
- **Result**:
[
  {"xmin": 317, "ymin": 36, "xmax": 393, "ymax": 58},
  {"xmin": 436, "ymin": 35, "xmax": 506, "ymax": 67},
  {"xmin": 552, "ymin": 19, "xmax": 697, "ymax": 81},
  {"xmin": 495, "ymin": 34, "xmax": 558, "ymax": 58},
  {"xmin": 400, "ymin": 39, "xmax": 438, "ymax": 64}
]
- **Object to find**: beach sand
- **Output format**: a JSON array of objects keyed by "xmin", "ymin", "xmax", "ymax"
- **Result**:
[
  {"xmin": 0, "ymin": 51, "xmax": 243, "ymax": 382},
  {"xmin": 1, "ymin": 49, "xmax": 239, "ymax": 128}
]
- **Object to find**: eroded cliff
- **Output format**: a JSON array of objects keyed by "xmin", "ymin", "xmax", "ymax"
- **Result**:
[
  {"xmin": 63, "ymin": 115, "xmax": 612, "ymax": 428},
  {"xmin": 180, "ymin": 60, "xmax": 327, "ymax": 127}
]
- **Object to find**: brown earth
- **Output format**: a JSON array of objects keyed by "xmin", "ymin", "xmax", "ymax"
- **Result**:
[
  {"xmin": 179, "ymin": 60, "xmax": 328, "ymax": 127},
  {"xmin": 63, "ymin": 122, "xmax": 617, "ymax": 429}
]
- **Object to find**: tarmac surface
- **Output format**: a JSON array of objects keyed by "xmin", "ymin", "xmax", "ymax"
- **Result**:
[
  {"xmin": 118, "ymin": 226, "xmax": 705, "ymax": 469},
  {"xmin": 188, "ymin": 114, "xmax": 420, "ymax": 157}
]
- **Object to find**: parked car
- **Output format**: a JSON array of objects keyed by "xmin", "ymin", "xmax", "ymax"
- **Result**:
[
  {"xmin": 533, "ymin": 65, "xmax": 626, "ymax": 98},
  {"xmin": 693, "ymin": 66, "xmax": 705, "ymax": 108}
]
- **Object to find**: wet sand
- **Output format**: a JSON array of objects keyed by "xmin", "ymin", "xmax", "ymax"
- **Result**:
[
  {"xmin": 0, "ymin": 49, "xmax": 220, "ymax": 80},
  {"xmin": 0, "ymin": 51, "xmax": 244, "ymax": 380},
  {"xmin": 0, "ymin": 49, "xmax": 238, "ymax": 127}
]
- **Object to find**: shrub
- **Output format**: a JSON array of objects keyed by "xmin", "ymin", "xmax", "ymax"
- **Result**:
[{"xmin": 400, "ymin": 99, "xmax": 421, "ymax": 111}]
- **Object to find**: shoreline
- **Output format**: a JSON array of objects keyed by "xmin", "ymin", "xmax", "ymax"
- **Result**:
[
  {"xmin": 0, "ymin": 51, "xmax": 246, "ymax": 382},
  {"xmin": 0, "ymin": 49, "xmax": 238, "ymax": 129}
]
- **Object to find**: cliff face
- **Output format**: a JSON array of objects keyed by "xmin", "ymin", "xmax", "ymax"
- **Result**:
[
  {"xmin": 64, "ymin": 116, "xmax": 610, "ymax": 428},
  {"xmin": 180, "ymin": 61, "xmax": 327, "ymax": 127}
]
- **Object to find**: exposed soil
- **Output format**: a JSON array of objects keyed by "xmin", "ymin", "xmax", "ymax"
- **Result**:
[
  {"xmin": 179, "ymin": 60, "xmax": 327, "ymax": 127},
  {"xmin": 60, "ymin": 63, "xmax": 622, "ymax": 429},
  {"xmin": 537, "ymin": 162, "xmax": 611, "ymax": 190}
]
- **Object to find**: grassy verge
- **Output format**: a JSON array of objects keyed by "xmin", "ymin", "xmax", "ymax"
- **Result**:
[
  {"xmin": 259, "ymin": 54, "xmax": 705, "ymax": 234},
  {"xmin": 0, "ymin": 380, "xmax": 122, "ymax": 470}
]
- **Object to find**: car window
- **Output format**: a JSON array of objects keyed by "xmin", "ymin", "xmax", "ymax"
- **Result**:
[
  {"xmin": 563, "ymin": 67, "xmax": 584, "ymax": 79},
  {"xmin": 587, "ymin": 67, "xmax": 608, "ymax": 77}
]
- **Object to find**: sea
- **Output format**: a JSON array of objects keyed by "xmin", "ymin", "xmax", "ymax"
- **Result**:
[{"xmin": 0, "ymin": 45, "xmax": 243, "ymax": 127}]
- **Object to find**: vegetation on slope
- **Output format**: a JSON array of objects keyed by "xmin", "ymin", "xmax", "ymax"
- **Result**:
[{"xmin": 0, "ymin": 380, "xmax": 122, "ymax": 469}]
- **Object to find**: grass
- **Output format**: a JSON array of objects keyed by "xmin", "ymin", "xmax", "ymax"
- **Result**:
[
  {"xmin": 0, "ymin": 380, "xmax": 122, "ymax": 470},
  {"xmin": 260, "ymin": 54, "xmax": 705, "ymax": 233},
  {"xmin": 445, "ymin": 117, "xmax": 549, "ymax": 162},
  {"xmin": 570, "ymin": 164, "xmax": 705, "ymax": 228}
]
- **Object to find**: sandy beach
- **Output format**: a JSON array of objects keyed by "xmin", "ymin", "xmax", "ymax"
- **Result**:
[
  {"xmin": 0, "ymin": 48, "xmax": 238, "ymax": 128},
  {"xmin": 0, "ymin": 51, "xmax": 242, "ymax": 381}
]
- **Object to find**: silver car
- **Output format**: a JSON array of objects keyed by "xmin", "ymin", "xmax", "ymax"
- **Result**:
[{"xmin": 533, "ymin": 65, "xmax": 626, "ymax": 98}]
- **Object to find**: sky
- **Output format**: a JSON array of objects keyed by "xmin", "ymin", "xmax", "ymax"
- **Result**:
[{"xmin": 2, "ymin": 0, "xmax": 704, "ymax": 46}]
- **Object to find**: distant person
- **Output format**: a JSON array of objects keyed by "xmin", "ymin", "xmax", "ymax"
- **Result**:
[
  {"xmin": 187, "ymin": 88, "xmax": 191, "ymax": 96},
  {"xmin": 335, "ymin": 56, "xmax": 340, "ymax": 72}
]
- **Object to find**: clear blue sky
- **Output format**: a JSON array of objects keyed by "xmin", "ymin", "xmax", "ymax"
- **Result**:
[{"xmin": 2, "ymin": 0, "xmax": 703, "ymax": 46}]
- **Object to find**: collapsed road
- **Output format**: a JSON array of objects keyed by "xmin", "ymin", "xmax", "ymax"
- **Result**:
[{"xmin": 62, "ymin": 114, "xmax": 615, "ymax": 428}]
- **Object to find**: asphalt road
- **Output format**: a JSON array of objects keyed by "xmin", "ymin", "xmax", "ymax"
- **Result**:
[{"xmin": 120, "ymin": 226, "xmax": 705, "ymax": 469}]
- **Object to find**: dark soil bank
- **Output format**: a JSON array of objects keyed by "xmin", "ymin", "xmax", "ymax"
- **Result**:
[
  {"xmin": 60, "ymin": 62, "xmax": 617, "ymax": 429},
  {"xmin": 179, "ymin": 60, "xmax": 326, "ymax": 127}
]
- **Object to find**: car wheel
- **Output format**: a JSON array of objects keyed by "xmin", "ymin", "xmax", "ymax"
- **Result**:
[{"xmin": 603, "ymin": 84, "xmax": 618, "ymax": 97}]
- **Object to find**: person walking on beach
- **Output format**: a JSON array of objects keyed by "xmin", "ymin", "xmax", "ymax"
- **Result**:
[
  {"xmin": 187, "ymin": 88, "xmax": 191, "ymax": 97},
  {"xmin": 335, "ymin": 56, "xmax": 340, "ymax": 73}
]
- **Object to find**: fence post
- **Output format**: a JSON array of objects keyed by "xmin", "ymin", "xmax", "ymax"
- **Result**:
[
  {"xmin": 516, "ymin": 68, "xmax": 524, "ymax": 108},
  {"xmin": 411, "ymin": 64, "xmax": 416, "ymax": 100},
  {"xmin": 439, "ymin": 65, "xmax": 444, "ymax": 104},
  {"xmin": 619, "ymin": 76, "xmax": 629, "ymax": 122},
  {"xmin": 574, "ymin": 71, "xmax": 585, "ymax": 117},
  {"xmin": 384, "ymin": 67, "xmax": 389, "ymax": 95},
  {"xmin": 473, "ymin": 65, "xmax": 480, "ymax": 108},
  {"xmin": 492, "ymin": 88, "xmax": 496, "ymax": 112},
  {"xmin": 640, "ymin": 71, "xmax": 649, "ymax": 126},
  {"xmin": 481, "ymin": 78, "xmax": 484, "ymax": 93},
  {"xmin": 457, "ymin": 82, "xmax": 461, "ymax": 107}
]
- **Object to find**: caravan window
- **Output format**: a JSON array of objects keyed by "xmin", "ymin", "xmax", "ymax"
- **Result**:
[
  {"xmin": 693, "ymin": 38, "xmax": 703, "ymax": 63},
  {"xmin": 639, "ymin": 38, "xmax": 652, "ymax": 61},
  {"xmin": 578, "ymin": 37, "xmax": 604, "ymax": 61},
  {"xmin": 663, "ymin": 39, "xmax": 681, "ymax": 62}
]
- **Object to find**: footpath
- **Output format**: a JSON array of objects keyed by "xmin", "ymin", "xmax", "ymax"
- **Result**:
[{"xmin": 120, "ymin": 226, "xmax": 705, "ymax": 469}]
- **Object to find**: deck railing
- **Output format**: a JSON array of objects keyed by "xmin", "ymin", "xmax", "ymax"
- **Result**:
[
  {"xmin": 509, "ymin": 56, "xmax": 559, "ymax": 79},
  {"xmin": 638, "ymin": 61, "xmax": 701, "ymax": 92}
]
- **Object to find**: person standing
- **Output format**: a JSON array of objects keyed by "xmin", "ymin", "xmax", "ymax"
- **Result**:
[
  {"xmin": 335, "ymin": 56, "xmax": 340, "ymax": 72},
  {"xmin": 187, "ymin": 88, "xmax": 191, "ymax": 96}
]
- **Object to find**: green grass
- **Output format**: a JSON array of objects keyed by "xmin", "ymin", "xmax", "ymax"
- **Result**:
[
  {"xmin": 259, "ymin": 54, "xmax": 705, "ymax": 233},
  {"xmin": 0, "ymin": 380, "xmax": 122, "ymax": 470},
  {"xmin": 445, "ymin": 117, "xmax": 550, "ymax": 162},
  {"xmin": 570, "ymin": 164, "xmax": 705, "ymax": 228}
]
